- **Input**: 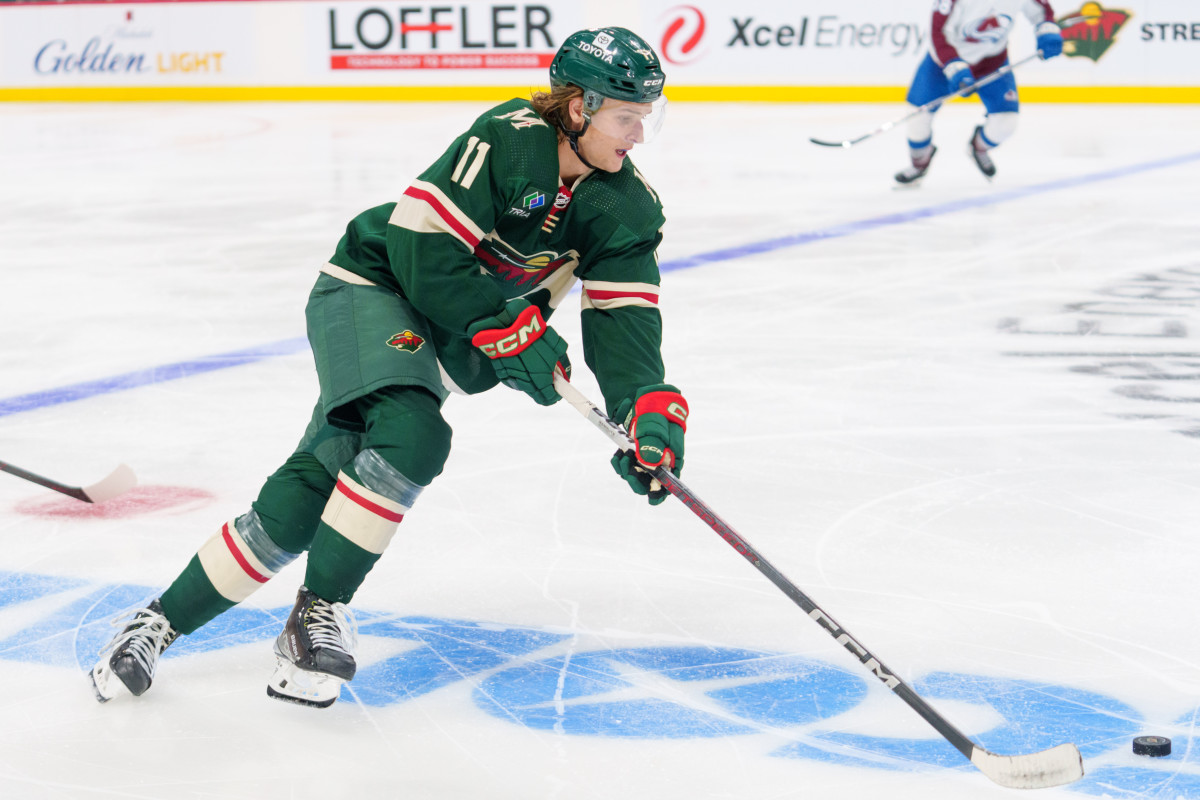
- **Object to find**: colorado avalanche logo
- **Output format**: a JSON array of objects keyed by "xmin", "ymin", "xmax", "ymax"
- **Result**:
[
  {"xmin": 386, "ymin": 330, "xmax": 425, "ymax": 353},
  {"xmin": 962, "ymin": 14, "xmax": 1014, "ymax": 44},
  {"xmin": 658, "ymin": 5, "xmax": 706, "ymax": 65}
]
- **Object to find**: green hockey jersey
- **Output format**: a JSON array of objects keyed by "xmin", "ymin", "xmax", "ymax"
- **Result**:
[{"xmin": 326, "ymin": 98, "xmax": 668, "ymax": 415}]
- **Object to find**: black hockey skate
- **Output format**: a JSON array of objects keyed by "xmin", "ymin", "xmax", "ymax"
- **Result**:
[
  {"xmin": 894, "ymin": 145, "xmax": 937, "ymax": 185},
  {"xmin": 91, "ymin": 599, "xmax": 178, "ymax": 702},
  {"xmin": 969, "ymin": 125, "xmax": 997, "ymax": 179},
  {"xmin": 267, "ymin": 586, "xmax": 358, "ymax": 708}
]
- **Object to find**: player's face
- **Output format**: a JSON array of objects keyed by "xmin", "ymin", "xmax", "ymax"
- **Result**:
[{"xmin": 575, "ymin": 97, "xmax": 666, "ymax": 172}]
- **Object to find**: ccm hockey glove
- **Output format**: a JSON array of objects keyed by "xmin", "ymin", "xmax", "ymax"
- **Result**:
[
  {"xmin": 942, "ymin": 59, "xmax": 974, "ymax": 93},
  {"xmin": 611, "ymin": 384, "xmax": 688, "ymax": 505},
  {"xmin": 469, "ymin": 298, "xmax": 571, "ymax": 406},
  {"xmin": 1036, "ymin": 22, "xmax": 1063, "ymax": 59}
]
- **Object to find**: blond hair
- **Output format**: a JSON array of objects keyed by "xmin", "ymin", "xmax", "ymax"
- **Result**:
[{"xmin": 530, "ymin": 84, "xmax": 584, "ymax": 141}]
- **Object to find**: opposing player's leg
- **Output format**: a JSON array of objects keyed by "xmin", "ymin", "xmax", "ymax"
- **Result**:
[
  {"xmin": 968, "ymin": 67, "xmax": 1020, "ymax": 179},
  {"xmin": 91, "ymin": 439, "xmax": 341, "ymax": 701},
  {"xmin": 896, "ymin": 139, "xmax": 937, "ymax": 185},
  {"xmin": 268, "ymin": 387, "xmax": 452, "ymax": 707},
  {"xmin": 895, "ymin": 55, "xmax": 946, "ymax": 185}
]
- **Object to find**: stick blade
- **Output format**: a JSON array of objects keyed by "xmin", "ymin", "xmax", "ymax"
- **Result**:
[
  {"xmin": 808, "ymin": 137, "xmax": 852, "ymax": 148},
  {"xmin": 80, "ymin": 464, "xmax": 137, "ymax": 504},
  {"xmin": 970, "ymin": 742, "xmax": 1084, "ymax": 789}
]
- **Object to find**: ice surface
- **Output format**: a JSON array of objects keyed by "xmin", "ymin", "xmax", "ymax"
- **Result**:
[{"xmin": 2, "ymin": 100, "xmax": 1200, "ymax": 799}]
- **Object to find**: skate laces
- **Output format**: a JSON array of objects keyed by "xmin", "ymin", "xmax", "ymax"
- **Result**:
[
  {"xmin": 303, "ymin": 598, "xmax": 358, "ymax": 656},
  {"xmin": 99, "ymin": 606, "xmax": 177, "ymax": 676}
]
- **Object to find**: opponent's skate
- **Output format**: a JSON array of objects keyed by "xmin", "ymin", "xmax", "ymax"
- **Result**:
[
  {"xmin": 969, "ymin": 125, "xmax": 997, "ymax": 179},
  {"xmin": 894, "ymin": 145, "xmax": 937, "ymax": 185},
  {"xmin": 267, "ymin": 586, "xmax": 358, "ymax": 708},
  {"xmin": 91, "ymin": 599, "xmax": 178, "ymax": 702}
]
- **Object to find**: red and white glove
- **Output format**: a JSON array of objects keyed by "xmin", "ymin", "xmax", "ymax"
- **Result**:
[
  {"xmin": 610, "ymin": 384, "xmax": 688, "ymax": 505},
  {"xmin": 468, "ymin": 298, "xmax": 571, "ymax": 406}
]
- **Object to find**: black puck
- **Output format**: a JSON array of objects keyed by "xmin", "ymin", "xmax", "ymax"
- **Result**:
[{"xmin": 1132, "ymin": 735, "xmax": 1171, "ymax": 757}]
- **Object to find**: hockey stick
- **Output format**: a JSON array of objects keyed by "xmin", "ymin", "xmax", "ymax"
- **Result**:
[
  {"xmin": 553, "ymin": 374, "xmax": 1084, "ymax": 790},
  {"xmin": 809, "ymin": 52, "xmax": 1043, "ymax": 149},
  {"xmin": 0, "ymin": 459, "xmax": 136, "ymax": 503}
]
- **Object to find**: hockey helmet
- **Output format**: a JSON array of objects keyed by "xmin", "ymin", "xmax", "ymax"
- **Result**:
[{"xmin": 550, "ymin": 28, "xmax": 667, "ymax": 144}]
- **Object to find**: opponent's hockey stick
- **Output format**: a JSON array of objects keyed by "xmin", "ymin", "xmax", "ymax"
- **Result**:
[
  {"xmin": 808, "ymin": 52, "xmax": 1043, "ymax": 149},
  {"xmin": 0, "ymin": 459, "xmax": 136, "ymax": 503},
  {"xmin": 553, "ymin": 374, "xmax": 1084, "ymax": 790}
]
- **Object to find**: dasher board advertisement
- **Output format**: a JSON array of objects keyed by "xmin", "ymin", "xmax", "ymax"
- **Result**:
[
  {"xmin": 309, "ymin": 2, "xmax": 585, "ymax": 85},
  {"xmin": 0, "ymin": 0, "xmax": 1197, "ymax": 100},
  {"xmin": 641, "ymin": 0, "xmax": 1199, "ymax": 88}
]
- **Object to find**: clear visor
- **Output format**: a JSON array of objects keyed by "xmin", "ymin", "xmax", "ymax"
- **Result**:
[{"xmin": 585, "ymin": 96, "xmax": 668, "ymax": 145}]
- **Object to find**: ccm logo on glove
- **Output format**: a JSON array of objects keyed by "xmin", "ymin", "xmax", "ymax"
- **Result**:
[
  {"xmin": 472, "ymin": 304, "xmax": 546, "ymax": 357},
  {"xmin": 467, "ymin": 298, "xmax": 570, "ymax": 406},
  {"xmin": 611, "ymin": 384, "xmax": 688, "ymax": 505},
  {"xmin": 630, "ymin": 389, "xmax": 688, "ymax": 468}
]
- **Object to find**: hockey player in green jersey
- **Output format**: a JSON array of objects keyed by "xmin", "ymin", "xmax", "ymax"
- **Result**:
[{"xmin": 90, "ymin": 27, "xmax": 689, "ymax": 709}]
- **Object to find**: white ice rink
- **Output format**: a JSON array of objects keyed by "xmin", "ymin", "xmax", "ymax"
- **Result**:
[{"xmin": 2, "ymin": 98, "xmax": 1200, "ymax": 799}]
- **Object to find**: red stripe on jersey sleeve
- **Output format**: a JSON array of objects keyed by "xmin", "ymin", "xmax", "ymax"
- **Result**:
[
  {"xmin": 931, "ymin": 4, "xmax": 960, "ymax": 66},
  {"xmin": 402, "ymin": 185, "xmax": 482, "ymax": 249},
  {"xmin": 585, "ymin": 289, "xmax": 659, "ymax": 305}
]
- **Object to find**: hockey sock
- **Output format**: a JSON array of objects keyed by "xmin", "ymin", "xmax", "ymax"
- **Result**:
[
  {"xmin": 305, "ymin": 387, "xmax": 450, "ymax": 602},
  {"xmin": 160, "ymin": 512, "xmax": 299, "ymax": 634},
  {"xmin": 904, "ymin": 109, "xmax": 934, "ymax": 150},
  {"xmin": 160, "ymin": 555, "xmax": 236, "ymax": 635},
  {"xmin": 978, "ymin": 111, "xmax": 1019, "ymax": 149},
  {"xmin": 159, "ymin": 452, "xmax": 334, "ymax": 634},
  {"xmin": 304, "ymin": 460, "xmax": 420, "ymax": 603},
  {"xmin": 304, "ymin": 523, "xmax": 380, "ymax": 605},
  {"xmin": 909, "ymin": 143, "xmax": 934, "ymax": 165}
]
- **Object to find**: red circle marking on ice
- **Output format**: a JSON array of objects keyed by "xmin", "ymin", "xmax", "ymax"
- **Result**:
[{"xmin": 13, "ymin": 486, "xmax": 216, "ymax": 519}]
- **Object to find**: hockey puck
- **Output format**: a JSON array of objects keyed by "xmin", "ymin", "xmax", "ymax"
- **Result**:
[{"xmin": 1132, "ymin": 735, "xmax": 1171, "ymax": 757}]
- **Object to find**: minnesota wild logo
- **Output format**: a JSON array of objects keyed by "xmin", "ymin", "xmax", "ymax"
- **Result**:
[
  {"xmin": 386, "ymin": 330, "xmax": 425, "ymax": 353},
  {"xmin": 1058, "ymin": 2, "xmax": 1130, "ymax": 61},
  {"xmin": 475, "ymin": 243, "xmax": 576, "ymax": 287}
]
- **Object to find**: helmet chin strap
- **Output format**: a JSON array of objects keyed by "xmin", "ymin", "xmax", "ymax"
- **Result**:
[{"xmin": 560, "ymin": 116, "xmax": 600, "ymax": 172}]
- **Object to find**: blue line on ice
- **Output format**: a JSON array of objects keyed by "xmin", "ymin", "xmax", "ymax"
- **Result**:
[
  {"xmin": 0, "ymin": 338, "xmax": 309, "ymax": 418},
  {"xmin": 659, "ymin": 149, "xmax": 1200, "ymax": 271}
]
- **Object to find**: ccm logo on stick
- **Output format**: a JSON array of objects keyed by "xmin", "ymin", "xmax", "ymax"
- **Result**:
[{"xmin": 809, "ymin": 608, "xmax": 901, "ymax": 689}]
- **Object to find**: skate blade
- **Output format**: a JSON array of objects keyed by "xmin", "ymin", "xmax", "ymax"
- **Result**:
[
  {"xmin": 266, "ymin": 684, "xmax": 339, "ymax": 709},
  {"xmin": 266, "ymin": 658, "xmax": 344, "ymax": 709},
  {"xmin": 90, "ymin": 663, "xmax": 122, "ymax": 703},
  {"xmin": 89, "ymin": 669, "xmax": 113, "ymax": 703}
]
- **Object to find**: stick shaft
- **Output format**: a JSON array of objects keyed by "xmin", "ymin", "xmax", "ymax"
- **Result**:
[
  {"xmin": 0, "ymin": 460, "xmax": 89, "ymax": 501},
  {"xmin": 654, "ymin": 467, "xmax": 978, "ymax": 758},
  {"xmin": 553, "ymin": 377, "xmax": 977, "ymax": 754},
  {"xmin": 810, "ymin": 53, "xmax": 1041, "ymax": 148},
  {"xmin": 554, "ymin": 377, "xmax": 1083, "ymax": 786}
]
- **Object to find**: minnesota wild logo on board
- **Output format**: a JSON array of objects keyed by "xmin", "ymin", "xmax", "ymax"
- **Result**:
[
  {"xmin": 1058, "ymin": 2, "xmax": 1130, "ymax": 61},
  {"xmin": 386, "ymin": 330, "xmax": 425, "ymax": 353}
]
